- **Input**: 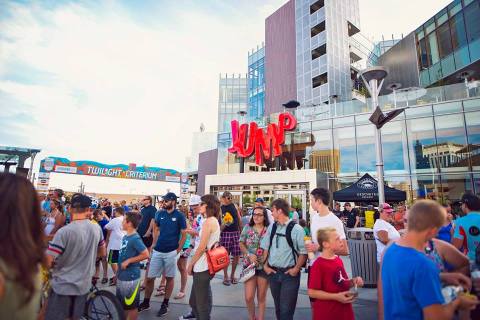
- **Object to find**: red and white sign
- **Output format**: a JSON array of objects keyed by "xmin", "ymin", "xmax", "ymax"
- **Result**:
[{"xmin": 228, "ymin": 112, "xmax": 297, "ymax": 165}]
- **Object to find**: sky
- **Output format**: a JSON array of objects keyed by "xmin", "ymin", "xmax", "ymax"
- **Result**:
[{"xmin": 0, "ymin": 0, "xmax": 453, "ymax": 194}]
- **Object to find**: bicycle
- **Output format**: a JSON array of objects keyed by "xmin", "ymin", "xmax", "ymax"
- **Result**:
[
  {"xmin": 40, "ymin": 268, "xmax": 125, "ymax": 320},
  {"xmin": 83, "ymin": 280, "xmax": 125, "ymax": 320}
]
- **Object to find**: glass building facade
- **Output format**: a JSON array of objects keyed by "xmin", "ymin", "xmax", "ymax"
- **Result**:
[
  {"xmin": 416, "ymin": 0, "xmax": 480, "ymax": 87},
  {"xmin": 217, "ymin": 82, "xmax": 480, "ymax": 203},
  {"xmin": 247, "ymin": 44, "xmax": 265, "ymax": 122},
  {"xmin": 217, "ymin": 74, "xmax": 248, "ymax": 134}
]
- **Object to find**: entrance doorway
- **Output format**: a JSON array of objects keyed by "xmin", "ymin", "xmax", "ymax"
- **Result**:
[{"xmin": 273, "ymin": 190, "xmax": 307, "ymax": 221}]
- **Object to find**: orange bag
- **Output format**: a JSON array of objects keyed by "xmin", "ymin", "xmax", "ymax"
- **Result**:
[{"xmin": 206, "ymin": 242, "xmax": 229, "ymax": 275}]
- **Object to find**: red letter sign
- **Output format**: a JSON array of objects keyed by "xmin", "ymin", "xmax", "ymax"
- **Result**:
[{"xmin": 228, "ymin": 112, "xmax": 297, "ymax": 165}]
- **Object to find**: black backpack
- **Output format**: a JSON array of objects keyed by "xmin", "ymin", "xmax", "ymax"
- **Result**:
[{"xmin": 268, "ymin": 221, "xmax": 299, "ymax": 265}]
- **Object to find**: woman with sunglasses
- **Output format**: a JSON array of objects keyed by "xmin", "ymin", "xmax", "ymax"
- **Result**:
[
  {"xmin": 239, "ymin": 206, "xmax": 270, "ymax": 320},
  {"xmin": 187, "ymin": 195, "xmax": 221, "ymax": 320}
]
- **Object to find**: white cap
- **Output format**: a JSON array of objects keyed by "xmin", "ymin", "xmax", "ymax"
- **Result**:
[{"xmin": 189, "ymin": 194, "xmax": 201, "ymax": 206}]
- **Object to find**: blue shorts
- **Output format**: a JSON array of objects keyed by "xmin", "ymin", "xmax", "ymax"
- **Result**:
[
  {"xmin": 147, "ymin": 250, "xmax": 177, "ymax": 278},
  {"xmin": 116, "ymin": 279, "xmax": 141, "ymax": 310}
]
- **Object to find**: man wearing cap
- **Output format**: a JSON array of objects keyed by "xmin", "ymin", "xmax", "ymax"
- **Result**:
[
  {"xmin": 45, "ymin": 193, "xmax": 106, "ymax": 320},
  {"xmin": 255, "ymin": 197, "xmax": 274, "ymax": 225},
  {"xmin": 373, "ymin": 203, "xmax": 400, "ymax": 263},
  {"xmin": 453, "ymin": 193, "xmax": 480, "ymax": 261},
  {"xmin": 138, "ymin": 192, "xmax": 187, "ymax": 317}
]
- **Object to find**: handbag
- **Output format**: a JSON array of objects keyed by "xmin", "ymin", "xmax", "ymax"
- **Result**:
[
  {"xmin": 239, "ymin": 227, "xmax": 265, "ymax": 283},
  {"xmin": 206, "ymin": 242, "xmax": 229, "ymax": 275}
]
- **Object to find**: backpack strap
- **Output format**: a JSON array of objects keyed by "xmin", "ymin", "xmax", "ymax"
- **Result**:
[
  {"xmin": 286, "ymin": 221, "xmax": 298, "ymax": 265},
  {"xmin": 267, "ymin": 223, "xmax": 278, "ymax": 255}
]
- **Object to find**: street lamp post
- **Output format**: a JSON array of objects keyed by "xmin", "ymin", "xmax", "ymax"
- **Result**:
[
  {"xmin": 283, "ymin": 100, "xmax": 300, "ymax": 170},
  {"xmin": 237, "ymin": 110, "xmax": 247, "ymax": 173},
  {"xmin": 361, "ymin": 67, "xmax": 405, "ymax": 205},
  {"xmin": 386, "ymin": 83, "xmax": 402, "ymax": 108}
]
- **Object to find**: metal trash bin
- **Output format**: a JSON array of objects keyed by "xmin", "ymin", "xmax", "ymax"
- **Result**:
[{"xmin": 347, "ymin": 227, "xmax": 378, "ymax": 288}]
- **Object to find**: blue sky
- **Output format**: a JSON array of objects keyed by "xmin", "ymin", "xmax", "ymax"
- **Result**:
[{"xmin": 0, "ymin": 0, "xmax": 452, "ymax": 193}]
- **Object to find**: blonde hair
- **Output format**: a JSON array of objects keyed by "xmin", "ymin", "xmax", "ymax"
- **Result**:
[
  {"xmin": 407, "ymin": 200, "xmax": 446, "ymax": 232},
  {"xmin": 316, "ymin": 227, "xmax": 337, "ymax": 251}
]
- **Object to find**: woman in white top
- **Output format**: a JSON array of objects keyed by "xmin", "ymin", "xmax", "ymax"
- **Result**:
[
  {"xmin": 373, "ymin": 203, "xmax": 401, "ymax": 263},
  {"xmin": 187, "ymin": 194, "xmax": 221, "ymax": 320},
  {"xmin": 43, "ymin": 199, "xmax": 65, "ymax": 240}
]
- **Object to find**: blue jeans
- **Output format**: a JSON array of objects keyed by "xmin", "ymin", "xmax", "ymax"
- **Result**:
[{"xmin": 268, "ymin": 269, "xmax": 300, "ymax": 320}]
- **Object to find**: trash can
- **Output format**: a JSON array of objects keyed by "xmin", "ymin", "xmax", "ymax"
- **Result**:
[{"xmin": 347, "ymin": 227, "xmax": 378, "ymax": 288}]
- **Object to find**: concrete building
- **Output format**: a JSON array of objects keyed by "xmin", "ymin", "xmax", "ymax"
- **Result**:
[{"xmin": 184, "ymin": 125, "xmax": 217, "ymax": 172}]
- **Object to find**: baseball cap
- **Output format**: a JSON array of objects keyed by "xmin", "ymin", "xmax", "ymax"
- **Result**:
[
  {"xmin": 189, "ymin": 194, "xmax": 201, "ymax": 206},
  {"xmin": 221, "ymin": 191, "xmax": 232, "ymax": 199},
  {"xmin": 255, "ymin": 197, "xmax": 264, "ymax": 203},
  {"xmin": 163, "ymin": 192, "xmax": 178, "ymax": 201},
  {"xmin": 379, "ymin": 203, "xmax": 393, "ymax": 214},
  {"xmin": 70, "ymin": 193, "xmax": 92, "ymax": 209},
  {"xmin": 461, "ymin": 193, "xmax": 480, "ymax": 211}
]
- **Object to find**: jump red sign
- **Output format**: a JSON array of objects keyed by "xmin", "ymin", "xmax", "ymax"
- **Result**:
[{"xmin": 228, "ymin": 112, "xmax": 297, "ymax": 165}]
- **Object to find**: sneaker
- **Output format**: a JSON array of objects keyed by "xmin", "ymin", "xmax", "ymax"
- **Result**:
[
  {"xmin": 179, "ymin": 312, "xmax": 196, "ymax": 319},
  {"xmin": 138, "ymin": 301, "xmax": 150, "ymax": 312},
  {"xmin": 156, "ymin": 303, "xmax": 169, "ymax": 317}
]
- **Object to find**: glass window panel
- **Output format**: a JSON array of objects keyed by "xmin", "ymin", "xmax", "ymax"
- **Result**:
[
  {"xmin": 450, "ymin": 12, "xmax": 468, "ymax": 50},
  {"xmin": 355, "ymin": 114, "xmax": 372, "ymax": 125},
  {"xmin": 333, "ymin": 116, "xmax": 354, "ymax": 128},
  {"xmin": 382, "ymin": 121, "xmax": 409, "ymax": 174},
  {"xmin": 465, "ymin": 111, "xmax": 480, "ymax": 170},
  {"xmin": 407, "ymin": 117, "xmax": 438, "ymax": 174},
  {"xmin": 449, "ymin": 1, "xmax": 463, "ymax": 16},
  {"xmin": 428, "ymin": 32, "xmax": 440, "ymax": 65},
  {"xmin": 419, "ymin": 38, "xmax": 429, "ymax": 69},
  {"xmin": 308, "ymin": 129, "xmax": 336, "ymax": 173},
  {"xmin": 425, "ymin": 19, "xmax": 436, "ymax": 34},
  {"xmin": 417, "ymin": 29, "xmax": 425, "ymax": 40},
  {"xmin": 454, "ymin": 46, "xmax": 471, "ymax": 69},
  {"xmin": 469, "ymin": 38, "xmax": 480, "ymax": 62},
  {"xmin": 440, "ymin": 54, "xmax": 456, "ymax": 76},
  {"xmin": 434, "ymin": 101, "xmax": 462, "ymax": 115},
  {"xmin": 474, "ymin": 173, "xmax": 480, "ymax": 195},
  {"xmin": 464, "ymin": 0, "xmax": 475, "ymax": 6},
  {"xmin": 405, "ymin": 105, "xmax": 433, "ymax": 118},
  {"xmin": 411, "ymin": 175, "xmax": 442, "ymax": 201},
  {"xmin": 420, "ymin": 69, "xmax": 431, "ymax": 87},
  {"xmin": 312, "ymin": 119, "xmax": 332, "ymax": 130},
  {"xmin": 434, "ymin": 114, "xmax": 468, "ymax": 172},
  {"xmin": 441, "ymin": 174, "xmax": 473, "ymax": 202},
  {"xmin": 332, "ymin": 127, "xmax": 357, "ymax": 175},
  {"xmin": 429, "ymin": 62, "xmax": 443, "ymax": 83},
  {"xmin": 437, "ymin": 22, "xmax": 453, "ymax": 58},
  {"xmin": 463, "ymin": 98, "xmax": 480, "ymax": 111},
  {"xmin": 464, "ymin": 0, "xmax": 480, "ymax": 42},
  {"xmin": 356, "ymin": 125, "xmax": 376, "ymax": 173},
  {"xmin": 437, "ymin": 11, "xmax": 449, "ymax": 26}
]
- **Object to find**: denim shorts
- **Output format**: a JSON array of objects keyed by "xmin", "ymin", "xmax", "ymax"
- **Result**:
[{"xmin": 147, "ymin": 249, "xmax": 177, "ymax": 278}]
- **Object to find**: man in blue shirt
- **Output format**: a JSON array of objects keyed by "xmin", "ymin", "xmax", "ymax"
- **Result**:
[
  {"xmin": 382, "ymin": 200, "xmax": 478, "ymax": 320},
  {"xmin": 138, "ymin": 192, "xmax": 186, "ymax": 317}
]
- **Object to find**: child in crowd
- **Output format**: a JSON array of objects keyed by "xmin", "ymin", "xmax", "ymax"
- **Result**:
[
  {"xmin": 299, "ymin": 218, "xmax": 310, "ymax": 237},
  {"xmin": 117, "ymin": 212, "xmax": 149, "ymax": 320},
  {"xmin": 382, "ymin": 200, "xmax": 478, "ymax": 319},
  {"xmin": 308, "ymin": 227, "xmax": 363, "ymax": 320}
]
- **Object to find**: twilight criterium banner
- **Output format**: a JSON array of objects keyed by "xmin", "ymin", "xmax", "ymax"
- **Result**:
[{"xmin": 38, "ymin": 157, "xmax": 181, "ymax": 183}]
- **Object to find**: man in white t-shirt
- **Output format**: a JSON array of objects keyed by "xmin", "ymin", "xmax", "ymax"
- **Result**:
[
  {"xmin": 105, "ymin": 206, "xmax": 127, "ymax": 285},
  {"xmin": 373, "ymin": 203, "xmax": 400, "ymax": 263},
  {"xmin": 306, "ymin": 188, "xmax": 349, "ymax": 263}
]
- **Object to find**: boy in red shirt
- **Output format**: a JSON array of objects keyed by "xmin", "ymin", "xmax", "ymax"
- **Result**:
[{"xmin": 308, "ymin": 227, "xmax": 364, "ymax": 320}]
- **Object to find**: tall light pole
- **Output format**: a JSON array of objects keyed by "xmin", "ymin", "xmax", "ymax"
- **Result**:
[
  {"xmin": 237, "ymin": 110, "xmax": 247, "ymax": 173},
  {"xmin": 283, "ymin": 100, "xmax": 300, "ymax": 170},
  {"xmin": 361, "ymin": 66, "xmax": 405, "ymax": 205},
  {"xmin": 386, "ymin": 83, "xmax": 401, "ymax": 108}
]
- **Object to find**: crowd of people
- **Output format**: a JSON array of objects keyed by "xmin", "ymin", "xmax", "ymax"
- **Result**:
[{"xmin": 1, "ymin": 172, "xmax": 480, "ymax": 320}]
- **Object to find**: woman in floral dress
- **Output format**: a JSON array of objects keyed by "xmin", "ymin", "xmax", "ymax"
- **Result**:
[{"xmin": 239, "ymin": 206, "xmax": 271, "ymax": 320}]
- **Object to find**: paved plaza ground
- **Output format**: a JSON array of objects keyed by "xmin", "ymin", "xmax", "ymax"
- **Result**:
[{"xmin": 101, "ymin": 257, "xmax": 379, "ymax": 320}]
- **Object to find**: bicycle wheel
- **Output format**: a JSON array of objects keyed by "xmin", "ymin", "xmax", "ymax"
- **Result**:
[{"xmin": 84, "ymin": 290, "xmax": 125, "ymax": 320}]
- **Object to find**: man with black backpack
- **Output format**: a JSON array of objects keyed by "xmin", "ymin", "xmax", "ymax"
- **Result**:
[{"xmin": 261, "ymin": 198, "xmax": 307, "ymax": 320}]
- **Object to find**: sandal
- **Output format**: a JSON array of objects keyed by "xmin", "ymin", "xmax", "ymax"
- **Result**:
[
  {"xmin": 231, "ymin": 278, "xmax": 238, "ymax": 285},
  {"xmin": 174, "ymin": 292, "xmax": 186, "ymax": 299},
  {"xmin": 222, "ymin": 279, "xmax": 231, "ymax": 286},
  {"xmin": 154, "ymin": 285, "xmax": 166, "ymax": 297},
  {"xmin": 101, "ymin": 278, "xmax": 108, "ymax": 284}
]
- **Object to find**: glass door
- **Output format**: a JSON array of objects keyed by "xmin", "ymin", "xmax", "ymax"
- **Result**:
[{"xmin": 273, "ymin": 190, "xmax": 307, "ymax": 221}]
